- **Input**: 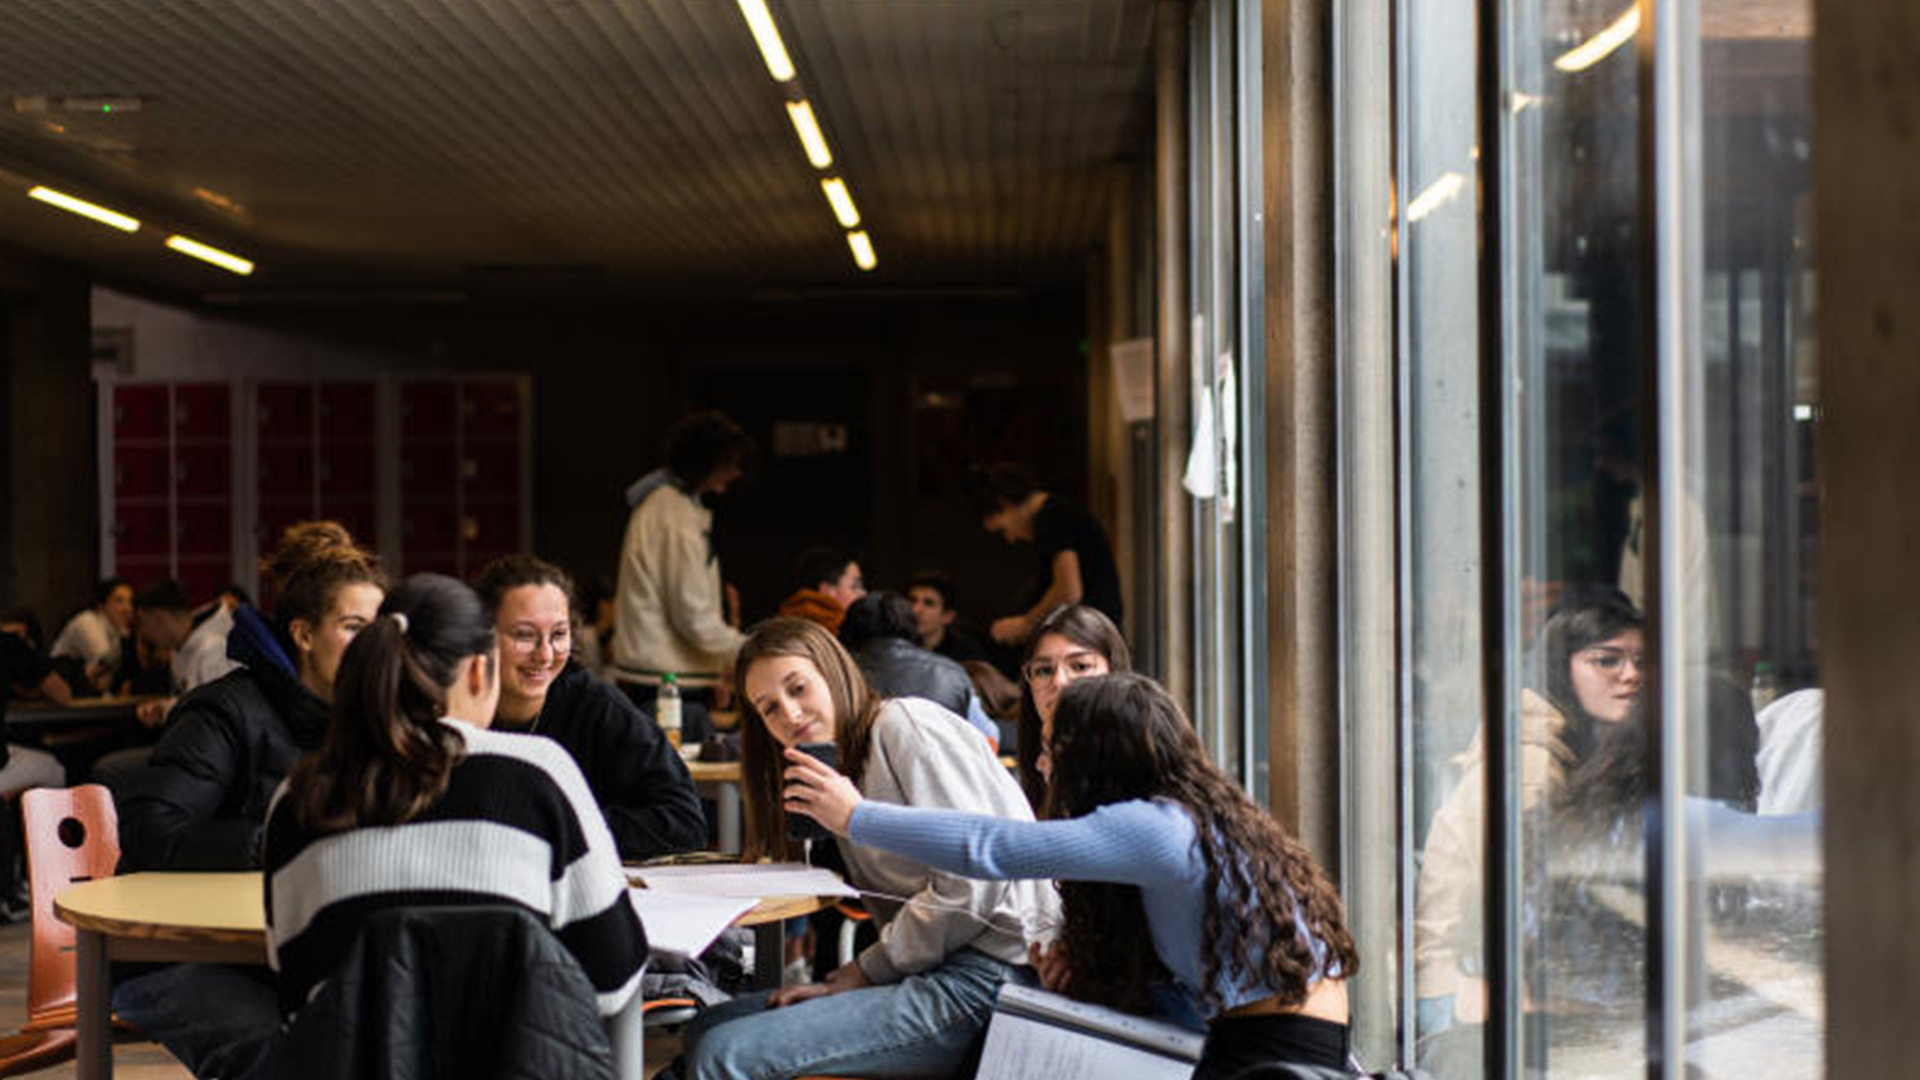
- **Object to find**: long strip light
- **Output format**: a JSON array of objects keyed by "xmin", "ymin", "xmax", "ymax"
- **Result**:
[
  {"xmin": 27, "ymin": 185, "xmax": 140, "ymax": 232},
  {"xmin": 846, "ymin": 230, "xmax": 876, "ymax": 272},
  {"xmin": 786, "ymin": 101, "xmax": 833, "ymax": 168},
  {"xmin": 1554, "ymin": 6, "xmax": 1640, "ymax": 72},
  {"xmin": 736, "ymin": 0, "xmax": 795, "ymax": 82},
  {"xmin": 165, "ymin": 234, "xmax": 254, "ymax": 276},
  {"xmin": 820, "ymin": 178, "xmax": 861, "ymax": 228}
]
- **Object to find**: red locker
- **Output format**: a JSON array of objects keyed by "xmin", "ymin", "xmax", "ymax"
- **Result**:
[
  {"xmin": 462, "ymin": 443, "xmax": 521, "ymax": 491},
  {"xmin": 255, "ymin": 384, "xmax": 313, "ymax": 440},
  {"xmin": 399, "ymin": 382, "xmax": 457, "ymax": 438},
  {"xmin": 114, "ymin": 446, "xmax": 171, "ymax": 500},
  {"xmin": 176, "ymin": 505, "xmax": 232, "ymax": 560},
  {"xmin": 173, "ymin": 384, "xmax": 231, "ymax": 441},
  {"xmin": 318, "ymin": 382, "xmax": 376, "ymax": 441},
  {"xmin": 318, "ymin": 446, "xmax": 376, "ymax": 500},
  {"xmin": 113, "ymin": 506, "xmax": 172, "ymax": 560},
  {"xmin": 175, "ymin": 445, "xmax": 232, "ymax": 499},
  {"xmin": 113, "ymin": 385, "xmax": 170, "ymax": 442},
  {"xmin": 399, "ymin": 444, "xmax": 458, "ymax": 493},
  {"xmin": 257, "ymin": 445, "xmax": 314, "ymax": 500},
  {"xmin": 461, "ymin": 380, "xmax": 522, "ymax": 436}
]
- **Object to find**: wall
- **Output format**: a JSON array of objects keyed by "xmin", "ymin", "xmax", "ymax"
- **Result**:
[
  {"xmin": 0, "ymin": 242, "xmax": 93, "ymax": 629},
  {"xmin": 93, "ymin": 288, "xmax": 1088, "ymax": 631}
]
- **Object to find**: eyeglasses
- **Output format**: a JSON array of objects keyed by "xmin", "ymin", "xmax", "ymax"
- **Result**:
[
  {"xmin": 1576, "ymin": 646, "xmax": 1646, "ymax": 677},
  {"xmin": 505, "ymin": 627, "xmax": 572, "ymax": 656},
  {"xmin": 1022, "ymin": 653, "xmax": 1106, "ymax": 686}
]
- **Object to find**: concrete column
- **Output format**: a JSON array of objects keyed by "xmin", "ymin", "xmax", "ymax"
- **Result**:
[
  {"xmin": 1259, "ymin": 0, "xmax": 1338, "ymax": 860},
  {"xmin": 1815, "ymin": 0, "xmax": 1920, "ymax": 1073},
  {"xmin": 1154, "ymin": 0, "xmax": 1193, "ymax": 709}
]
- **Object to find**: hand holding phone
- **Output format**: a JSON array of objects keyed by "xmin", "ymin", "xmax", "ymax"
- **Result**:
[{"xmin": 785, "ymin": 742, "xmax": 839, "ymax": 842}]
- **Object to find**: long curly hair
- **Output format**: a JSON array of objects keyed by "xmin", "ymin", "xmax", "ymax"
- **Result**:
[
  {"xmin": 1044, "ymin": 673, "xmax": 1357, "ymax": 1016},
  {"xmin": 735, "ymin": 617, "xmax": 883, "ymax": 860}
]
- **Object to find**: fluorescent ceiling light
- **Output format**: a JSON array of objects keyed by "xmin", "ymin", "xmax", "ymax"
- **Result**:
[
  {"xmin": 736, "ymin": 0, "xmax": 796, "ymax": 82},
  {"xmin": 1793, "ymin": 403, "xmax": 1815, "ymax": 422},
  {"xmin": 165, "ymin": 234, "xmax": 254, "ymax": 275},
  {"xmin": 821, "ymin": 178, "xmax": 861, "ymax": 228},
  {"xmin": 1405, "ymin": 172, "xmax": 1466, "ymax": 223},
  {"xmin": 846, "ymin": 230, "xmax": 876, "ymax": 272},
  {"xmin": 27, "ymin": 185, "xmax": 139, "ymax": 232},
  {"xmin": 786, "ymin": 101, "xmax": 833, "ymax": 168},
  {"xmin": 1554, "ymin": 7, "xmax": 1641, "ymax": 73}
]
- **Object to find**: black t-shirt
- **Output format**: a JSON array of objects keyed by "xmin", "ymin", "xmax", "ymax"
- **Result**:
[
  {"xmin": 931, "ymin": 624, "xmax": 990, "ymax": 665},
  {"xmin": 1031, "ymin": 494, "xmax": 1124, "ymax": 628},
  {"xmin": 2, "ymin": 632, "xmax": 54, "ymax": 705}
]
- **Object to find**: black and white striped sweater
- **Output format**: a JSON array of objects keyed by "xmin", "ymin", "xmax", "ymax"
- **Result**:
[{"xmin": 262, "ymin": 718, "xmax": 647, "ymax": 1017}]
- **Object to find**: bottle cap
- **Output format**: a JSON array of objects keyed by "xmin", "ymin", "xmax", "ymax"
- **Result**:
[{"xmin": 661, "ymin": 672, "xmax": 678, "ymax": 685}]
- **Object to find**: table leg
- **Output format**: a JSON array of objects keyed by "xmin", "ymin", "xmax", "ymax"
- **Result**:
[
  {"xmin": 753, "ymin": 919, "xmax": 784, "ymax": 990},
  {"xmin": 716, "ymin": 782, "xmax": 741, "ymax": 855},
  {"xmin": 607, "ymin": 996, "xmax": 646, "ymax": 1080},
  {"xmin": 75, "ymin": 929, "xmax": 111, "ymax": 1080}
]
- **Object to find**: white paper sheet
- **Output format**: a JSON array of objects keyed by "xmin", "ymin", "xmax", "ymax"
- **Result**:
[
  {"xmin": 627, "ymin": 889, "xmax": 756, "ymax": 958},
  {"xmin": 629, "ymin": 862, "xmax": 858, "ymax": 900},
  {"xmin": 974, "ymin": 984, "xmax": 1204, "ymax": 1080}
]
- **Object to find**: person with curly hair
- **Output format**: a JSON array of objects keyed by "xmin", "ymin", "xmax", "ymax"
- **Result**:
[{"xmin": 784, "ymin": 671, "xmax": 1357, "ymax": 1079}]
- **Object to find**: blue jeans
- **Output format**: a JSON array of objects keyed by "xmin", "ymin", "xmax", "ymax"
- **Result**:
[
  {"xmin": 682, "ymin": 948, "xmax": 1030, "ymax": 1080},
  {"xmin": 111, "ymin": 964, "xmax": 283, "ymax": 1080}
]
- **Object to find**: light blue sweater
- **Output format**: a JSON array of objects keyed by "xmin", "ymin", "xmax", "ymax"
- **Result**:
[{"xmin": 848, "ymin": 796, "xmax": 1332, "ymax": 1018}]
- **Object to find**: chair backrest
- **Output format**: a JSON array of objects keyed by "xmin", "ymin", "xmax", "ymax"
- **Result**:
[{"xmin": 21, "ymin": 784, "xmax": 120, "ymax": 1021}]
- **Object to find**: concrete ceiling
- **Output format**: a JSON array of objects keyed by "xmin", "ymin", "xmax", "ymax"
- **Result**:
[{"xmin": 0, "ymin": 0, "xmax": 1158, "ymax": 302}]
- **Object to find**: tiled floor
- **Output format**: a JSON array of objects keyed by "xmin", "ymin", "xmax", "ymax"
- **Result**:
[{"xmin": 0, "ymin": 918, "xmax": 680, "ymax": 1078}]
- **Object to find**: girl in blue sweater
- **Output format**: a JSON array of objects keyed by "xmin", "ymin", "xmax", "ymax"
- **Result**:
[{"xmin": 784, "ymin": 671, "xmax": 1358, "ymax": 1079}]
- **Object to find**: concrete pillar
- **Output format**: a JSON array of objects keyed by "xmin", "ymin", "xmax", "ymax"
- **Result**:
[
  {"xmin": 1154, "ymin": 0, "xmax": 1193, "ymax": 709},
  {"xmin": 1815, "ymin": 0, "xmax": 1920, "ymax": 1073}
]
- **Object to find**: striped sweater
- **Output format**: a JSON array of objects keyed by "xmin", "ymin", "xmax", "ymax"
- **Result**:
[{"xmin": 263, "ymin": 719, "xmax": 647, "ymax": 1017}]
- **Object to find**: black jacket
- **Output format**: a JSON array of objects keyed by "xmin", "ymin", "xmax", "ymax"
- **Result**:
[
  {"xmin": 281, "ymin": 905, "xmax": 618, "ymax": 1080},
  {"xmin": 855, "ymin": 637, "xmax": 975, "ymax": 719},
  {"xmin": 497, "ymin": 663, "xmax": 706, "ymax": 860},
  {"xmin": 118, "ymin": 608, "xmax": 327, "ymax": 871}
]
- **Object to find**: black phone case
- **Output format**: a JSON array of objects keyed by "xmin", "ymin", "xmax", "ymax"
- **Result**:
[{"xmin": 786, "ymin": 742, "xmax": 839, "ymax": 842}]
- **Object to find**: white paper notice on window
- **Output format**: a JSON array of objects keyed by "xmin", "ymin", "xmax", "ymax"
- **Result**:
[
  {"xmin": 1182, "ymin": 392, "xmax": 1217, "ymax": 499},
  {"xmin": 1109, "ymin": 338, "xmax": 1155, "ymax": 423}
]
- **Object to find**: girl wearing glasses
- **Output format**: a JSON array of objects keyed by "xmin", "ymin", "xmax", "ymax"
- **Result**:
[
  {"xmin": 783, "ymin": 672, "xmax": 1358, "ymax": 1078},
  {"xmin": 1014, "ymin": 604, "xmax": 1132, "ymax": 808},
  {"xmin": 472, "ymin": 555, "xmax": 706, "ymax": 861},
  {"xmin": 680, "ymin": 617, "xmax": 1058, "ymax": 1080}
]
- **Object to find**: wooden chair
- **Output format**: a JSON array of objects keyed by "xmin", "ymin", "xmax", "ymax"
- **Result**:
[{"xmin": 0, "ymin": 785, "xmax": 131, "ymax": 1076}]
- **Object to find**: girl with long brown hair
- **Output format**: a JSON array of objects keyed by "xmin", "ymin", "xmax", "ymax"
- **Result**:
[
  {"xmin": 680, "ymin": 616, "xmax": 1058, "ymax": 1080},
  {"xmin": 785, "ymin": 671, "xmax": 1359, "ymax": 1079},
  {"xmin": 1012, "ymin": 603, "xmax": 1132, "ymax": 807}
]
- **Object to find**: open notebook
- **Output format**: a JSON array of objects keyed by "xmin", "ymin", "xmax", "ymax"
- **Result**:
[{"xmin": 975, "ymin": 984, "xmax": 1205, "ymax": 1080}]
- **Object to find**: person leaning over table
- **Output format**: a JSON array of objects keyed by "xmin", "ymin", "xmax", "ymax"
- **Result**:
[
  {"xmin": 109, "ymin": 521, "xmax": 386, "ymax": 1080},
  {"xmin": 677, "ymin": 616, "xmax": 1058, "ymax": 1080},
  {"xmin": 473, "ymin": 554, "xmax": 707, "ymax": 860},
  {"xmin": 263, "ymin": 574, "xmax": 647, "ymax": 1047}
]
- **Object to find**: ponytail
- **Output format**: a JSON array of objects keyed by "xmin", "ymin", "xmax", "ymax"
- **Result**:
[{"xmin": 288, "ymin": 575, "xmax": 495, "ymax": 833}]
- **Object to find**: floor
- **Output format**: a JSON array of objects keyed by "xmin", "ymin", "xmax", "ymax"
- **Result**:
[{"xmin": 0, "ymin": 918, "xmax": 682, "ymax": 1079}]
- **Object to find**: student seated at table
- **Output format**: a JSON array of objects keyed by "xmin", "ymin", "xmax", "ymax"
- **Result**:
[
  {"xmin": 0, "ymin": 614, "xmax": 72, "ymax": 797},
  {"xmin": 473, "ymin": 555, "xmax": 706, "ymax": 860},
  {"xmin": 1011, "ymin": 604, "xmax": 1132, "ymax": 809},
  {"xmin": 783, "ymin": 672, "xmax": 1359, "ymax": 1080},
  {"xmin": 49, "ymin": 576, "xmax": 133, "ymax": 692},
  {"xmin": 264, "ymin": 573, "xmax": 647, "ymax": 1027},
  {"xmin": 679, "ymin": 617, "xmax": 1058, "ymax": 1080}
]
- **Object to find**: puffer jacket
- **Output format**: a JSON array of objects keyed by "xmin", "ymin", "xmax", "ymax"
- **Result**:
[
  {"xmin": 117, "ymin": 606, "xmax": 329, "ymax": 871},
  {"xmin": 280, "ymin": 905, "xmax": 617, "ymax": 1080},
  {"xmin": 1411, "ymin": 688, "xmax": 1576, "ymax": 1022},
  {"xmin": 855, "ymin": 636, "xmax": 975, "ymax": 720}
]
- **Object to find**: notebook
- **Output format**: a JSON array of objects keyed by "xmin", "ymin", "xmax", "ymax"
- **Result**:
[{"xmin": 974, "ymin": 983, "xmax": 1205, "ymax": 1080}]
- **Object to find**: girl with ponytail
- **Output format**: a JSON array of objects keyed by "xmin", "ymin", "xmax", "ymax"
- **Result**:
[{"xmin": 264, "ymin": 574, "xmax": 648, "ymax": 1020}]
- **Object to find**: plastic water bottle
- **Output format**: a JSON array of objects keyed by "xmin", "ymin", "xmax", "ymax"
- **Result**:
[
  {"xmin": 1750, "ymin": 661, "xmax": 1781, "ymax": 714},
  {"xmin": 657, "ymin": 673, "xmax": 683, "ymax": 748}
]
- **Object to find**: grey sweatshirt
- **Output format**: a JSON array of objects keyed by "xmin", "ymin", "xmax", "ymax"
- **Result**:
[{"xmin": 839, "ymin": 697, "xmax": 1059, "ymax": 984}]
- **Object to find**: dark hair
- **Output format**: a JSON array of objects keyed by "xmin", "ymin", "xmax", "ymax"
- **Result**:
[
  {"xmin": 472, "ymin": 555, "xmax": 575, "ymax": 621},
  {"xmin": 734, "ymin": 617, "xmax": 883, "ymax": 860},
  {"xmin": 217, "ymin": 583, "xmax": 253, "ymax": 607},
  {"xmin": 964, "ymin": 462, "xmax": 1039, "ymax": 518},
  {"xmin": 133, "ymin": 579, "xmax": 190, "ymax": 613},
  {"xmin": 264, "ymin": 521, "xmax": 388, "ymax": 632},
  {"xmin": 3, "ymin": 608, "xmax": 44, "ymax": 650},
  {"xmin": 1016, "ymin": 605, "xmax": 1133, "ymax": 808},
  {"xmin": 1532, "ymin": 586, "xmax": 1645, "ymax": 762},
  {"xmin": 905, "ymin": 571, "xmax": 959, "ymax": 613},
  {"xmin": 837, "ymin": 591, "xmax": 919, "ymax": 652},
  {"xmin": 666, "ymin": 411, "xmax": 754, "ymax": 488},
  {"xmin": 94, "ymin": 577, "xmax": 133, "ymax": 607},
  {"xmin": 1045, "ymin": 674, "xmax": 1359, "ymax": 1015},
  {"xmin": 788, "ymin": 546, "xmax": 854, "ymax": 595},
  {"xmin": 287, "ymin": 574, "xmax": 497, "ymax": 833}
]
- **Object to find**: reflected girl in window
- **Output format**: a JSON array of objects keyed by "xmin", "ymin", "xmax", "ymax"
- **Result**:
[{"xmin": 784, "ymin": 672, "xmax": 1358, "ymax": 1079}]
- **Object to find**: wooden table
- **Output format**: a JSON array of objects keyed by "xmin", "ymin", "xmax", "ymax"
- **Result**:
[
  {"xmin": 55, "ymin": 871, "xmax": 836, "ymax": 1080},
  {"xmin": 685, "ymin": 758, "xmax": 744, "ymax": 854},
  {"xmin": 3, "ymin": 695, "xmax": 157, "ymax": 733}
]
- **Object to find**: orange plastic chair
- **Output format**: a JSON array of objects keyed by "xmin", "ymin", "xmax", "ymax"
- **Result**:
[{"xmin": 0, "ymin": 785, "xmax": 129, "ymax": 1075}]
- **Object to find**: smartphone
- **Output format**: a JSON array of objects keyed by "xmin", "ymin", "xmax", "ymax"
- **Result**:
[{"xmin": 785, "ymin": 741, "xmax": 839, "ymax": 842}]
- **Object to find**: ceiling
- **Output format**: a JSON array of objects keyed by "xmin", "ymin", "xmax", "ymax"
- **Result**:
[{"xmin": 0, "ymin": 0, "xmax": 1159, "ymax": 302}]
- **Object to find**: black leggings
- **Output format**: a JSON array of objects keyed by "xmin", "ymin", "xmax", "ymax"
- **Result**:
[{"xmin": 1196, "ymin": 1013, "xmax": 1351, "ymax": 1080}]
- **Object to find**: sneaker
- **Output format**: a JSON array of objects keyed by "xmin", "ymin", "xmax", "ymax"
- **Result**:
[{"xmin": 781, "ymin": 957, "xmax": 813, "ymax": 987}]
